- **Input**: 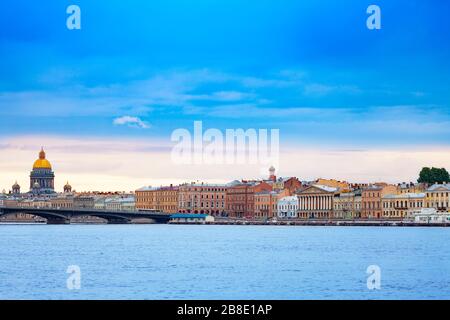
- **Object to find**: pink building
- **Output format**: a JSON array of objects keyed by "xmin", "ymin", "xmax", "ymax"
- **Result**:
[{"xmin": 178, "ymin": 183, "xmax": 228, "ymax": 216}]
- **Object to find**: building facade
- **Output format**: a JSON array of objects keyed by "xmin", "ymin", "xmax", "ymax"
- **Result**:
[
  {"xmin": 414, "ymin": 208, "xmax": 450, "ymax": 224},
  {"xmin": 381, "ymin": 193, "xmax": 425, "ymax": 219},
  {"xmin": 361, "ymin": 184, "xmax": 397, "ymax": 219},
  {"xmin": 105, "ymin": 196, "xmax": 135, "ymax": 211},
  {"xmin": 333, "ymin": 191, "xmax": 362, "ymax": 219},
  {"xmin": 297, "ymin": 185, "xmax": 338, "ymax": 219},
  {"xmin": 50, "ymin": 195, "xmax": 74, "ymax": 209},
  {"xmin": 277, "ymin": 196, "xmax": 299, "ymax": 218},
  {"xmin": 73, "ymin": 196, "xmax": 95, "ymax": 209},
  {"xmin": 178, "ymin": 183, "xmax": 228, "ymax": 216},
  {"xmin": 254, "ymin": 190, "xmax": 284, "ymax": 219},
  {"xmin": 170, "ymin": 214, "xmax": 215, "ymax": 224},
  {"xmin": 397, "ymin": 182, "xmax": 426, "ymax": 194},
  {"xmin": 136, "ymin": 185, "xmax": 179, "ymax": 213},
  {"xmin": 226, "ymin": 181, "xmax": 272, "ymax": 218},
  {"xmin": 425, "ymin": 183, "xmax": 450, "ymax": 212}
]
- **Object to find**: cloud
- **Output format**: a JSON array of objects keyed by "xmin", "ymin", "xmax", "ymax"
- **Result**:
[
  {"xmin": 1, "ymin": 68, "xmax": 449, "ymax": 149},
  {"xmin": 1, "ymin": 134, "xmax": 450, "ymax": 192},
  {"xmin": 113, "ymin": 116, "xmax": 150, "ymax": 129},
  {"xmin": 303, "ymin": 83, "xmax": 361, "ymax": 96},
  {"xmin": 0, "ymin": 68, "xmax": 377, "ymax": 120}
]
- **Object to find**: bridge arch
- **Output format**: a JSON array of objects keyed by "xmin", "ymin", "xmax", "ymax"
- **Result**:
[
  {"xmin": 0, "ymin": 207, "xmax": 171, "ymax": 224},
  {"xmin": 0, "ymin": 209, "xmax": 69, "ymax": 224}
]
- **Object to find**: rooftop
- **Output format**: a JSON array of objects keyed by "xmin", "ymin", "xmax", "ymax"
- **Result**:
[
  {"xmin": 383, "ymin": 193, "xmax": 426, "ymax": 199},
  {"xmin": 427, "ymin": 183, "xmax": 450, "ymax": 192},
  {"xmin": 278, "ymin": 196, "xmax": 299, "ymax": 202},
  {"xmin": 313, "ymin": 184, "xmax": 339, "ymax": 193}
]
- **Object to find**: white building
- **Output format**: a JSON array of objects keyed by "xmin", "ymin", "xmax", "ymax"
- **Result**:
[
  {"xmin": 105, "ymin": 196, "xmax": 135, "ymax": 211},
  {"xmin": 277, "ymin": 196, "xmax": 299, "ymax": 218},
  {"xmin": 414, "ymin": 208, "xmax": 450, "ymax": 224},
  {"xmin": 170, "ymin": 214, "xmax": 215, "ymax": 224}
]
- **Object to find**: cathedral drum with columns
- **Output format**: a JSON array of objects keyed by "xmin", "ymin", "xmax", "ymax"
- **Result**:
[{"xmin": 29, "ymin": 148, "xmax": 55, "ymax": 194}]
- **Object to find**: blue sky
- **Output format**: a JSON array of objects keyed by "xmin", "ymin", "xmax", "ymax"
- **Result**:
[{"xmin": 1, "ymin": 0, "xmax": 450, "ymax": 148}]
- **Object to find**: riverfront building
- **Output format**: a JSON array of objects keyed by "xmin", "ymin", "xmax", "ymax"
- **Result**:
[
  {"xmin": 414, "ymin": 208, "xmax": 450, "ymax": 223},
  {"xmin": 226, "ymin": 181, "xmax": 273, "ymax": 218},
  {"xmin": 277, "ymin": 196, "xmax": 299, "ymax": 218},
  {"xmin": 170, "ymin": 213, "xmax": 215, "ymax": 224},
  {"xmin": 178, "ymin": 183, "xmax": 228, "ymax": 216},
  {"xmin": 254, "ymin": 190, "xmax": 288, "ymax": 219},
  {"xmin": 136, "ymin": 185, "xmax": 179, "ymax": 213},
  {"xmin": 333, "ymin": 191, "xmax": 362, "ymax": 219},
  {"xmin": 73, "ymin": 195, "xmax": 95, "ymax": 208},
  {"xmin": 297, "ymin": 184, "xmax": 338, "ymax": 219},
  {"xmin": 50, "ymin": 194, "xmax": 74, "ymax": 209},
  {"xmin": 361, "ymin": 184, "xmax": 397, "ymax": 219},
  {"xmin": 105, "ymin": 196, "xmax": 135, "ymax": 211},
  {"xmin": 425, "ymin": 183, "xmax": 450, "ymax": 212},
  {"xmin": 381, "ymin": 193, "xmax": 425, "ymax": 219}
]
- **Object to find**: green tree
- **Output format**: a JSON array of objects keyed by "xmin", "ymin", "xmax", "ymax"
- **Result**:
[{"xmin": 418, "ymin": 167, "xmax": 450, "ymax": 184}]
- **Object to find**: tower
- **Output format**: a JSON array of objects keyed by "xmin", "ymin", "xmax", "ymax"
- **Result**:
[
  {"xmin": 30, "ymin": 148, "xmax": 55, "ymax": 194},
  {"xmin": 64, "ymin": 181, "xmax": 72, "ymax": 193},
  {"xmin": 269, "ymin": 166, "xmax": 276, "ymax": 182},
  {"xmin": 12, "ymin": 181, "xmax": 20, "ymax": 195}
]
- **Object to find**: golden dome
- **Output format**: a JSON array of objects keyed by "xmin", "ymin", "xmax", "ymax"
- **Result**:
[{"xmin": 33, "ymin": 148, "xmax": 52, "ymax": 169}]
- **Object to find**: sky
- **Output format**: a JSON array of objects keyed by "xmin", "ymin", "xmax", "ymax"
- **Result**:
[{"xmin": 1, "ymin": 0, "xmax": 449, "ymax": 191}]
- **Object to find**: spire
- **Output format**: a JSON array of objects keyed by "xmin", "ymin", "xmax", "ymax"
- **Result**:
[{"xmin": 39, "ymin": 147, "xmax": 46, "ymax": 160}]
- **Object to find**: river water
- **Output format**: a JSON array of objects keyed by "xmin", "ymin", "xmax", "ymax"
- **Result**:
[{"xmin": 0, "ymin": 224, "xmax": 449, "ymax": 299}]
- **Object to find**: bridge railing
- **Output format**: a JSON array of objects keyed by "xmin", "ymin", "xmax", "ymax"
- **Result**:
[{"xmin": 0, "ymin": 206, "xmax": 169, "ymax": 215}]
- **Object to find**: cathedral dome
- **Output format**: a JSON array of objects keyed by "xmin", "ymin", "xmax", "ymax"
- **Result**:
[{"xmin": 33, "ymin": 148, "xmax": 52, "ymax": 169}]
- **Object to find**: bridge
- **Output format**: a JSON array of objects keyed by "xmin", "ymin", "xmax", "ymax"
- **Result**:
[{"xmin": 0, "ymin": 206, "xmax": 171, "ymax": 224}]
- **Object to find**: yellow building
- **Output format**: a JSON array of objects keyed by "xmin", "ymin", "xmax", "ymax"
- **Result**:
[
  {"xmin": 382, "ymin": 193, "xmax": 425, "ymax": 219},
  {"xmin": 333, "ymin": 192, "xmax": 362, "ymax": 219},
  {"xmin": 51, "ymin": 195, "xmax": 74, "ymax": 209},
  {"xmin": 136, "ymin": 185, "xmax": 179, "ymax": 213},
  {"xmin": 425, "ymin": 184, "xmax": 450, "ymax": 212},
  {"xmin": 397, "ymin": 183, "xmax": 426, "ymax": 194}
]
